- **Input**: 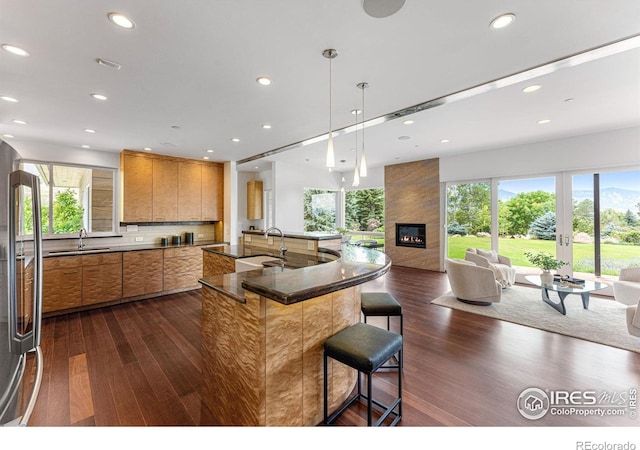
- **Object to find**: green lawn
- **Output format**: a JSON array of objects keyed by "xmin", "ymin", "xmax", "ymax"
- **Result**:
[{"xmin": 447, "ymin": 236, "xmax": 640, "ymax": 276}]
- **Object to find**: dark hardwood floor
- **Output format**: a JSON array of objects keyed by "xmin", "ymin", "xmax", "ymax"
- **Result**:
[{"xmin": 25, "ymin": 266, "xmax": 640, "ymax": 429}]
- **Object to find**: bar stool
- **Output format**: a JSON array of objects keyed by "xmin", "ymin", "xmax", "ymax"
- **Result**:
[
  {"xmin": 361, "ymin": 292, "xmax": 403, "ymax": 368},
  {"xmin": 323, "ymin": 322, "xmax": 402, "ymax": 426}
]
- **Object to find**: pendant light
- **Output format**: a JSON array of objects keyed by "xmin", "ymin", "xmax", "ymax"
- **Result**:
[
  {"xmin": 323, "ymin": 49, "xmax": 338, "ymax": 167},
  {"xmin": 352, "ymin": 109, "xmax": 360, "ymax": 187},
  {"xmin": 357, "ymin": 82, "xmax": 369, "ymax": 177}
]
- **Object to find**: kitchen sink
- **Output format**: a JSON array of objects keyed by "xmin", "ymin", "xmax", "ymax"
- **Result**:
[
  {"xmin": 47, "ymin": 247, "xmax": 112, "ymax": 255},
  {"xmin": 235, "ymin": 255, "xmax": 282, "ymax": 272}
]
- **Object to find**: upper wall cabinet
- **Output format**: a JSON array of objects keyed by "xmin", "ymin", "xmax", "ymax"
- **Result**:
[
  {"xmin": 247, "ymin": 180, "xmax": 263, "ymax": 220},
  {"xmin": 120, "ymin": 150, "xmax": 224, "ymax": 223}
]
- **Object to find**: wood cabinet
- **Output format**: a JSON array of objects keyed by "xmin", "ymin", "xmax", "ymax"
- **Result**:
[
  {"xmin": 247, "ymin": 180, "xmax": 263, "ymax": 219},
  {"xmin": 202, "ymin": 163, "xmax": 223, "ymax": 221},
  {"xmin": 123, "ymin": 249, "xmax": 164, "ymax": 298},
  {"xmin": 163, "ymin": 246, "xmax": 204, "ymax": 291},
  {"xmin": 178, "ymin": 161, "xmax": 202, "ymax": 221},
  {"xmin": 203, "ymin": 251, "xmax": 235, "ymax": 277},
  {"xmin": 152, "ymin": 158, "xmax": 178, "ymax": 222},
  {"xmin": 121, "ymin": 150, "xmax": 223, "ymax": 223},
  {"xmin": 82, "ymin": 253, "xmax": 123, "ymax": 306},
  {"xmin": 121, "ymin": 153, "xmax": 153, "ymax": 222},
  {"xmin": 43, "ymin": 256, "xmax": 83, "ymax": 313}
]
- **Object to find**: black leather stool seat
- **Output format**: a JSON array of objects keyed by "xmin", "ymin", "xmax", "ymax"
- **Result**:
[
  {"xmin": 360, "ymin": 292, "xmax": 402, "ymax": 317},
  {"xmin": 323, "ymin": 322, "xmax": 402, "ymax": 426},
  {"xmin": 324, "ymin": 323, "xmax": 403, "ymax": 373}
]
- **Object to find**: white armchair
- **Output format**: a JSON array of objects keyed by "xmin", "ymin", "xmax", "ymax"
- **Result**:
[
  {"xmin": 627, "ymin": 302, "xmax": 640, "ymax": 337},
  {"xmin": 444, "ymin": 258, "xmax": 502, "ymax": 306},
  {"xmin": 465, "ymin": 248, "xmax": 516, "ymax": 288},
  {"xmin": 613, "ymin": 267, "xmax": 640, "ymax": 306}
]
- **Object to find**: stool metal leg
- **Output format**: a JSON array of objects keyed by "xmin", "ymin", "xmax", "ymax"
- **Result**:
[
  {"xmin": 323, "ymin": 351, "xmax": 328, "ymax": 424},
  {"xmin": 367, "ymin": 372, "xmax": 373, "ymax": 426}
]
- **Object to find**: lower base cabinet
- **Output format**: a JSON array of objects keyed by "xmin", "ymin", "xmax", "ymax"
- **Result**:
[
  {"xmin": 43, "ymin": 256, "xmax": 83, "ymax": 313},
  {"xmin": 43, "ymin": 245, "xmax": 206, "ymax": 315}
]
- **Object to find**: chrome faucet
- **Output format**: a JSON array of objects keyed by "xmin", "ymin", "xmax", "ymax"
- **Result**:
[
  {"xmin": 78, "ymin": 228, "xmax": 88, "ymax": 250},
  {"xmin": 264, "ymin": 227, "xmax": 287, "ymax": 257}
]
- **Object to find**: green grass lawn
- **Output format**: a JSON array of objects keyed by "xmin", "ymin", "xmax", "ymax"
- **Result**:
[{"xmin": 447, "ymin": 236, "xmax": 640, "ymax": 276}]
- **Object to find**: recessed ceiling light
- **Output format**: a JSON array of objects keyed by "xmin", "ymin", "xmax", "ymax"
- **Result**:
[
  {"xmin": 108, "ymin": 12, "xmax": 136, "ymax": 29},
  {"xmin": 537, "ymin": 119, "xmax": 551, "ymax": 125},
  {"xmin": 490, "ymin": 13, "xmax": 516, "ymax": 29},
  {"xmin": 398, "ymin": 135, "xmax": 410, "ymax": 140},
  {"xmin": 256, "ymin": 77, "xmax": 271, "ymax": 86},
  {"xmin": 3, "ymin": 134, "xmax": 15, "ymax": 138},
  {"xmin": 262, "ymin": 124, "xmax": 272, "ymax": 129},
  {"xmin": 12, "ymin": 119, "xmax": 27, "ymax": 125},
  {"xmin": 522, "ymin": 85, "xmax": 541, "ymax": 93},
  {"xmin": 351, "ymin": 109, "xmax": 361, "ymax": 115},
  {"xmin": 84, "ymin": 128, "xmax": 96, "ymax": 133},
  {"xmin": 82, "ymin": 145, "xmax": 90, "ymax": 149},
  {"xmin": 2, "ymin": 44, "xmax": 30, "ymax": 56},
  {"xmin": 203, "ymin": 156, "xmax": 209, "ymax": 160},
  {"xmin": 403, "ymin": 120, "xmax": 414, "ymax": 125},
  {"xmin": 91, "ymin": 93, "xmax": 108, "ymax": 101},
  {"xmin": 254, "ymin": 166, "xmax": 259, "ymax": 170},
  {"xmin": 207, "ymin": 149, "xmax": 214, "ymax": 153},
  {"xmin": 1, "ymin": 96, "xmax": 19, "ymax": 103},
  {"xmin": 144, "ymin": 147, "xmax": 152, "ymax": 151},
  {"xmin": 441, "ymin": 139, "xmax": 450, "ymax": 143},
  {"xmin": 231, "ymin": 138, "xmax": 240, "ymax": 142}
]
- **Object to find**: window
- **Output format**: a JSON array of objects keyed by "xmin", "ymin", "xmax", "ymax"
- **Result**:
[
  {"xmin": 446, "ymin": 182, "xmax": 491, "ymax": 258},
  {"xmin": 20, "ymin": 162, "xmax": 116, "ymax": 236},
  {"xmin": 344, "ymin": 188, "xmax": 385, "ymax": 232},
  {"xmin": 303, "ymin": 189, "xmax": 339, "ymax": 232}
]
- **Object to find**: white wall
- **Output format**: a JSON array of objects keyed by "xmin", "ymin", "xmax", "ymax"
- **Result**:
[{"xmin": 440, "ymin": 127, "xmax": 640, "ymax": 182}]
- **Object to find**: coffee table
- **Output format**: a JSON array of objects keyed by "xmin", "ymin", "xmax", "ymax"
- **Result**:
[{"xmin": 525, "ymin": 275, "xmax": 609, "ymax": 315}]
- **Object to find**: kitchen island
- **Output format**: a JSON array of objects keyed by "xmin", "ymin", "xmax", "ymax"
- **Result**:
[{"xmin": 198, "ymin": 244, "xmax": 391, "ymax": 426}]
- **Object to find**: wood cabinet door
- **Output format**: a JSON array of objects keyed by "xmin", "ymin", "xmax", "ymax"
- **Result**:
[
  {"xmin": 178, "ymin": 161, "xmax": 203, "ymax": 221},
  {"xmin": 122, "ymin": 153, "xmax": 153, "ymax": 222},
  {"xmin": 202, "ymin": 163, "xmax": 223, "ymax": 221},
  {"xmin": 82, "ymin": 253, "xmax": 123, "ymax": 305},
  {"xmin": 163, "ymin": 246, "xmax": 203, "ymax": 291},
  {"xmin": 152, "ymin": 158, "xmax": 178, "ymax": 222},
  {"xmin": 123, "ymin": 250, "xmax": 164, "ymax": 297},
  {"xmin": 43, "ymin": 256, "xmax": 83, "ymax": 313},
  {"xmin": 247, "ymin": 180, "xmax": 263, "ymax": 219}
]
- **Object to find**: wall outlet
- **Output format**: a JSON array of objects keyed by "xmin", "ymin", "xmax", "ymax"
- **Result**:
[
  {"xmin": 127, "ymin": 224, "xmax": 139, "ymax": 232},
  {"xmin": 135, "ymin": 236, "xmax": 144, "ymax": 242},
  {"xmin": 268, "ymin": 237, "xmax": 274, "ymax": 245},
  {"xmin": 307, "ymin": 241, "xmax": 315, "ymax": 251}
]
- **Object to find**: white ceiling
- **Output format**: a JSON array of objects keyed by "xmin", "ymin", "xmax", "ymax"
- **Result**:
[{"xmin": 1, "ymin": 1, "xmax": 639, "ymax": 174}]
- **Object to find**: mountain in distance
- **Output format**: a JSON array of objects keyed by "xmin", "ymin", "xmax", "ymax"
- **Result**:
[{"xmin": 498, "ymin": 187, "xmax": 640, "ymax": 212}]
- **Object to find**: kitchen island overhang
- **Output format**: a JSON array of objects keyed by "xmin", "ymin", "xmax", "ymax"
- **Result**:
[{"xmin": 198, "ymin": 244, "xmax": 391, "ymax": 426}]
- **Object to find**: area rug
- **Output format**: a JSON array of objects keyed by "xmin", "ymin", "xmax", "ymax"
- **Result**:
[{"xmin": 431, "ymin": 284, "xmax": 640, "ymax": 353}]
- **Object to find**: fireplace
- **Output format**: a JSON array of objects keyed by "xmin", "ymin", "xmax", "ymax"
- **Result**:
[{"xmin": 395, "ymin": 223, "xmax": 426, "ymax": 248}]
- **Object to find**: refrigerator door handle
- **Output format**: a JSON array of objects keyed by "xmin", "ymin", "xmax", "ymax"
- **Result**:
[
  {"xmin": 16, "ymin": 347, "xmax": 43, "ymax": 426},
  {"xmin": 8, "ymin": 170, "xmax": 43, "ymax": 355}
]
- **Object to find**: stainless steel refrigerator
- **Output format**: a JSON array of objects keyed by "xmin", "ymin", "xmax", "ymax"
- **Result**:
[{"xmin": 0, "ymin": 140, "xmax": 44, "ymax": 426}]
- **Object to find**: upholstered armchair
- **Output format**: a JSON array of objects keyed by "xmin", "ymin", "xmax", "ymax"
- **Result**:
[
  {"xmin": 465, "ymin": 248, "xmax": 516, "ymax": 287},
  {"xmin": 614, "ymin": 267, "xmax": 640, "ymax": 306},
  {"xmin": 444, "ymin": 258, "xmax": 502, "ymax": 306},
  {"xmin": 627, "ymin": 301, "xmax": 640, "ymax": 337}
]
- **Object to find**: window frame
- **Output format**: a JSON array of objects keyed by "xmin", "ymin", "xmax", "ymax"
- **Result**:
[{"xmin": 19, "ymin": 159, "xmax": 119, "ymax": 239}]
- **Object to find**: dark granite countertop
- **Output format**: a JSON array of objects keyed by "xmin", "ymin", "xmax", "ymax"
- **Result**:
[
  {"xmin": 199, "ymin": 244, "xmax": 390, "ymax": 305},
  {"xmin": 44, "ymin": 240, "xmax": 227, "ymax": 257},
  {"xmin": 241, "ymin": 229, "xmax": 341, "ymax": 241},
  {"xmin": 202, "ymin": 245, "xmax": 340, "ymax": 267}
]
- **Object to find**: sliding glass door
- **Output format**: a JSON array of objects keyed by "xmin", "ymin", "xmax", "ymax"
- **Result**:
[
  {"xmin": 568, "ymin": 169, "xmax": 640, "ymax": 279},
  {"xmin": 445, "ymin": 168, "xmax": 640, "ymax": 283}
]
